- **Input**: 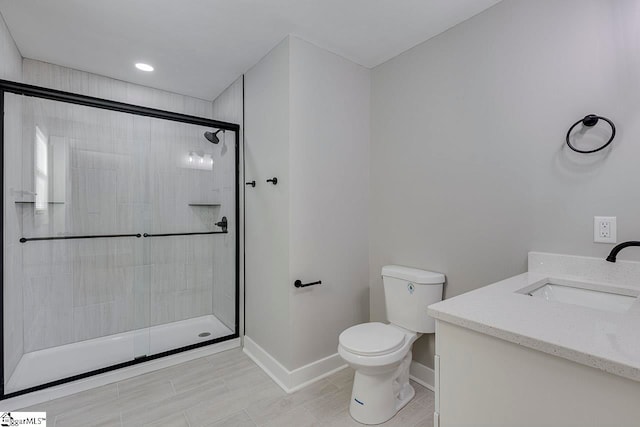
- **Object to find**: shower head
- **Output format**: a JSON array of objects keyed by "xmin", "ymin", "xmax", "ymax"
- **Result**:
[{"xmin": 204, "ymin": 130, "xmax": 223, "ymax": 144}]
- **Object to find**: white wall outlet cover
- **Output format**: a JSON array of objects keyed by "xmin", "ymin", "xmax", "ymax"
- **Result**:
[{"xmin": 594, "ymin": 216, "xmax": 617, "ymax": 244}]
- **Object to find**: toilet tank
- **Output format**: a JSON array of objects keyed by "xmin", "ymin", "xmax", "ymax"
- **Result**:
[{"xmin": 382, "ymin": 265, "xmax": 445, "ymax": 333}]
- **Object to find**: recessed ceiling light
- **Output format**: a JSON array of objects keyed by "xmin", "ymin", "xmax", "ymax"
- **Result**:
[{"xmin": 135, "ymin": 63, "xmax": 154, "ymax": 72}]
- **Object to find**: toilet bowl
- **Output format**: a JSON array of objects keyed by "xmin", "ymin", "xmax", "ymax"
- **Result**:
[
  {"xmin": 339, "ymin": 322, "xmax": 418, "ymax": 425},
  {"xmin": 338, "ymin": 265, "xmax": 445, "ymax": 425}
]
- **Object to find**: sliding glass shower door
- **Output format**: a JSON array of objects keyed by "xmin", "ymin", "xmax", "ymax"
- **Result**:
[
  {"xmin": 2, "ymin": 86, "xmax": 238, "ymax": 397},
  {"xmin": 142, "ymin": 116, "xmax": 237, "ymax": 355}
]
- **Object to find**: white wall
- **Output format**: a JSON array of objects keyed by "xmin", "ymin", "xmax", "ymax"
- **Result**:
[
  {"xmin": 1, "ymin": 10, "xmax": 24, "ymax": 387},
  {"xmin": 370, "ymin": 0, "xmax": 640, "ymax": 369},
  {"xmin": 244, "ymin": 36, "xmax": 370, "ymax": 374},
  {"xmin": 244, "ymin": 39, "xmax": 292, "ymax": 367},
  {"xmin": 288, "ymin": 37, "xmax": 370, "ymax": 368}
]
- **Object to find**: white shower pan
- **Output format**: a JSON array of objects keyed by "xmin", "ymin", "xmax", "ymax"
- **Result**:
[{"xmin": 6, "ymin": 314, "xmax": 233, "ymax": 394}]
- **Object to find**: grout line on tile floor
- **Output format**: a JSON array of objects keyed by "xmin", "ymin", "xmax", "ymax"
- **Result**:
[
  {"xmin": 182, "ymin": 410, "xmax": 192, "ymax": 427},
  {"xmin": 245, "ymin": 407, "xmax": 258, "ymax": 426}
]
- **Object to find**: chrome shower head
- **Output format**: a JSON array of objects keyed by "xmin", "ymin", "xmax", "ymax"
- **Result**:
[{"xmin": 204, "ymin": 130, "xmax": 223, "ymax": 144}]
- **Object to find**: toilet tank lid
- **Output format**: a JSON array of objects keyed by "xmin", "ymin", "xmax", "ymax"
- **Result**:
[{"xmin": 382, "ymin": 265, "xmax": 445, "ymax": 284}]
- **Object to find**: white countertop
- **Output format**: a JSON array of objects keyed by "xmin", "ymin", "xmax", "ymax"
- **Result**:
[{"xmin": 427, "ymin": 252, "xmax": 640, "ymax": 382}]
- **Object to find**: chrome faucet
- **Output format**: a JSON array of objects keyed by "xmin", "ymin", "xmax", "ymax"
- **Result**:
[{"xmin": 606, "ymin": 241, "xmax": 640, "ymax": 263}]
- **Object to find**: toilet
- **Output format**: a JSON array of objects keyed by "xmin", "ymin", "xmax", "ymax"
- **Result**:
[{"xmin": 338, "ymin": 265, "xmax": 445, "ymax": 425}]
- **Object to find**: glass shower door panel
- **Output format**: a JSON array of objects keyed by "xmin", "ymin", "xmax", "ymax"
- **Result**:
[
  {"xmin": 126, "ymin": 114, "xmax": 152, "ymax": 361},
  {"xmin": 145, "ymin": 118, "xmax": 236, "ymax": 356},
  {"xmin": 3, "ymin": 95, "xmax": 150, "ymax": 394}
]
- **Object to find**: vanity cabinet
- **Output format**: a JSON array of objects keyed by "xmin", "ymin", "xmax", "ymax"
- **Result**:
[{"xmin": 433, "ymin": 320, "xmax": 640, "ymax": 427}]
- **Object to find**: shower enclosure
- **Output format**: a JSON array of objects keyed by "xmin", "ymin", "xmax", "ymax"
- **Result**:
[{"xmin": 0, "ymin": 81, "xmax": 239, "ymax": 398}]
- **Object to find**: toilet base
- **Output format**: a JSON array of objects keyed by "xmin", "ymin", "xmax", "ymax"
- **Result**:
[{"xmin": 348, "ymin": 351, "xmax": 414, "ymax": 425}]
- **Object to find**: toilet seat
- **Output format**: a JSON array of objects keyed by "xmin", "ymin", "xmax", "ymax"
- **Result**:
[{"xmin": 339, "ymin": 322, "xmax": 405, "ymax": 357}]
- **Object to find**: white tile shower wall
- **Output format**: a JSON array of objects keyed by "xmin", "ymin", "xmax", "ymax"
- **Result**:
[
  {"xmin": 0, "ymin": 13, "xmax": 20, "ymax": 78},
  {"xmin": 1, "ymin": 11, "xmax": 24, "ymax": 386},
  {"xmin": 212, "ymin": 76, "xmax": 243, "ymax": 330},
  {"xmin": 11, "ymin": 60, "xmax": 234, "ymax": 353},
  {"xmin": 22, "ymin": 60, "xmax": 212, "ymax": 118}
]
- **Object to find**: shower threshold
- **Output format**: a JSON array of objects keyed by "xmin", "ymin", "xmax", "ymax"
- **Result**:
[{"xmin": 5, "ymin": 314, "xmax": 233, "ymax": 394}]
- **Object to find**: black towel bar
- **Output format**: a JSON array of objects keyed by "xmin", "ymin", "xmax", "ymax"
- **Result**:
[
  {"xmin": 20, "ymin": 217, "xmax": 228, "ymax": 242},
  {"xmin": 294, "ymin": 279, "xmax": 322, "ymax": 288},
  {"xmin": 20, "ymin": 233, "xmax": 142, "ymax": 243},
  {"xmin": 143, "ymin": 231, "xmax": 227, "ymax": 238}
]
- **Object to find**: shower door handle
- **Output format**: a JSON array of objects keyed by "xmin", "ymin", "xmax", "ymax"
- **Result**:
[
  {"xmin": 245, "ymin": 181, "xmax": 256, "ymax": 187},
  {"xmin": 215, "ymin": 216, "xmax": 228, "ymax": 232}
]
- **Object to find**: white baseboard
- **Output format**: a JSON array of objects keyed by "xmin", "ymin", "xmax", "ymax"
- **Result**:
[
  {"xmin": 1, "ymin": 338, "xmax": 241, "ymax": 411},
  {"xmin": 410, "ymin": 360, "xmax": 435, "ymax": 391},
  {"xmin": 243, "ymin": 336, "xmax": 346, "ymax": 393}
]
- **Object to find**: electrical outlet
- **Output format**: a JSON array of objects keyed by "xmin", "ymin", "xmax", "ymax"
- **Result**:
[{"xmin": 594, "ymin": 216, "xmax": 617, "ymax": 244}]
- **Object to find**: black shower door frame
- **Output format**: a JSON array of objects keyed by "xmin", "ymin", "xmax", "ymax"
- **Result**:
[{"xmin": 0, "ymin": 79, "xmax": 241, "ymax": 400}]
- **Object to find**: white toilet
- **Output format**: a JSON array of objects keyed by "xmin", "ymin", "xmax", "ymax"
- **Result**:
[{"xmin": 338, "ymin": 265, "xmax": 445, "ymax": 425}]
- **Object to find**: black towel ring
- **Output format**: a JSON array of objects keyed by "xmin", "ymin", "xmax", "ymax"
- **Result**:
[{"xmin": 566, "ymin": 114, "xmax": 616, "ymax": 154}]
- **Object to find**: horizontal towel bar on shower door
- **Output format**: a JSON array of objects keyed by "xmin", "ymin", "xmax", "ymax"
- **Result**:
[
  {"xmin": 19, "ymin": 218, "xmax": 229, "ymax": 242},
  {"xmin": 143, "ymin": 231, "xmax": 228, "ymax": 238},
  {"xmin": 19, "ymin": 233, "xmax": 142, "ymax": 243},
  {"xmin": 144, "ymin": 216, "xmax": 229, "ymax": 237}
]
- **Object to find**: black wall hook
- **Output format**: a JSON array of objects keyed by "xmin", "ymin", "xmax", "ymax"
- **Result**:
[
  {"xmin": 266, "ymin": 177, "xmax": 278, "ymax": 185},
  {"xmin": 245, "ymin": 181, "xmax": 256, "ymax": 187},
  {"xmin": 566, "ymin": 114, "xmax": 616, "ymax": 154},
  {"xmin": 581, "ymin": 114, "xmax": 600, "ymax": 127}
]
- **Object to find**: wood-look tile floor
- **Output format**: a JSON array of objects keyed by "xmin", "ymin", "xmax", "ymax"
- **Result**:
[{"xmin": 20, "ymin": 348, "xmax": 435, "ymax": 427}]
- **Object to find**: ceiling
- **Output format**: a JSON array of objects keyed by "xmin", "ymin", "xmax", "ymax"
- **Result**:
[{"xmin": 0, "ymin": 0, "xmax": 500, "ymax": 100}]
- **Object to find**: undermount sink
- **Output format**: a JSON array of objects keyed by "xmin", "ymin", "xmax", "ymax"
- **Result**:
[{"xmin": 518, "ymin": 279, "xmax": 639, "ymax": 314}]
